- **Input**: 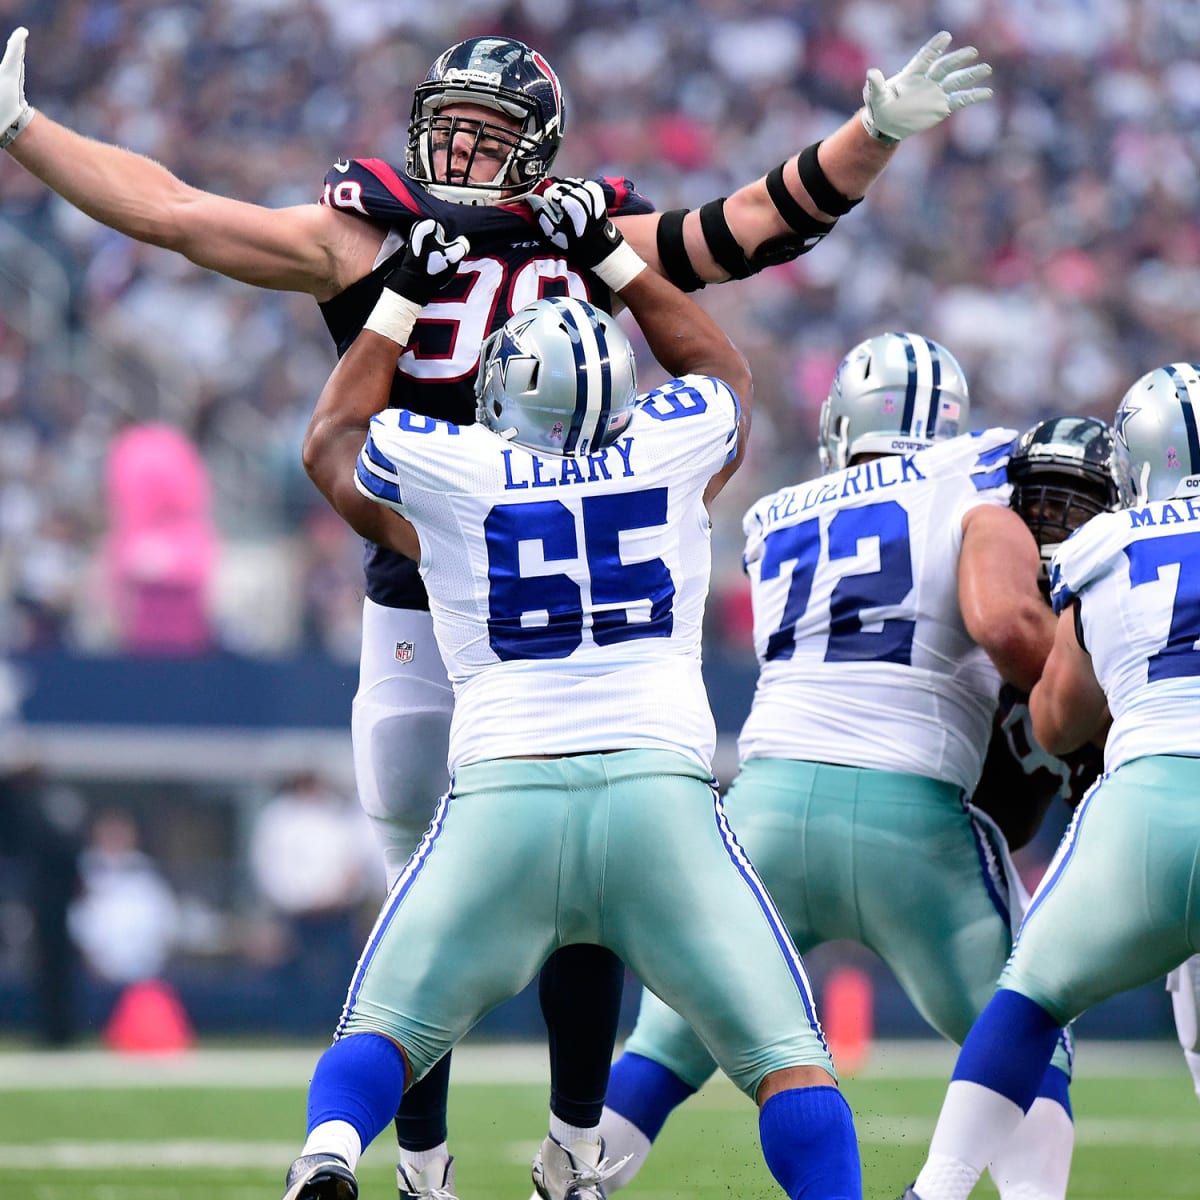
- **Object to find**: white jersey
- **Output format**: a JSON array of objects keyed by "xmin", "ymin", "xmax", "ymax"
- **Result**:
[
  {"xmin": 737, "ymin": 428, "xmax": 1017, "ymax": 792},
  {"xmin": 355, "ymin": 375, "xmax": 740, "ymax": 773},
  {"xmin": 1048, "ymin": 496, "xmax": 1200, "ymax": 773}
]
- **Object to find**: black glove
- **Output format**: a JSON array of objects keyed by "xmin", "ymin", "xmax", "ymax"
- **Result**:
[
  {"xmin": 529, "ymin": 178, "xmax": 623, "ymax": 269},
  {"xmin": 363, "ymin": 219, "xmax": 469, "ymax": 346},
  {"xmin": 383, "ymin": 218, "xmax": 469, "ymax": 305}
]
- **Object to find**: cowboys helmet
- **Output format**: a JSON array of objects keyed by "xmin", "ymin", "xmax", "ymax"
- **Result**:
[
  {"xmin": 818, "ymin": 332, "xmax": 969, "ymax": 473},
  {"xmin": 1113, "ymin": 362, "xmax": 1200, "ymax": 503},
  {"xmin": 1009, "ymin": 415, "xmax": 1133, "ymax": 590},
  {"xmin": 475, "ymin": 297, "xmax": 639, "ymax": 457},
  {"xmin": 408, "ymin": 36, "xmax": 565, "ymax": 205}
]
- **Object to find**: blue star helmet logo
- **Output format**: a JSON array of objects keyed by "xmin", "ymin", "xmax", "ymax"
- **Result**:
[
  {"xmin": 492, "ymin": 316, "xmax": 540, "ymax": 391},
  {"xmin": 1114, "ymin": 403, "xmax": 1139, "ymax": 449}
]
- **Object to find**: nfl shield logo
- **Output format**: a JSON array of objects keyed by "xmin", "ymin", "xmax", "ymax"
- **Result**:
[{"xmin": 394, "ymin": 640, "xmax": 415, "ymax": 664}]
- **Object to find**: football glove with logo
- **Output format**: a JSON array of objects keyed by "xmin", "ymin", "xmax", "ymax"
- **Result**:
[
  {"xmin": 529, "ymin": 179, "xmax": 645, "ymax": 292},
  {"xmin": 363, "ymin": 218, "xmax": 469, "ymax": 346},
  {"xmin": 861, "ymin": 31, "xmax": 993, "ymax": 145}
]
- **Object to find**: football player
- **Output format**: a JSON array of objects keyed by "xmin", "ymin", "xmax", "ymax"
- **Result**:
[
  {"xmin": 971, "ymin": 415, "xmax": 1130, "ymax": 852},
  {"xmin": 899, "ymin": 363, "xmax": 1200, "ymax": 1200},
  {"xmin": 597, "ymin": 333, "xmax": 1080, "ymax": 1200},
  {"xmin": 0, "ymin": 24, "xmax": 991, "ymax": 1199},
  {"xmin": 285, "ymin": 195, "xmax": 863, "ymax": 1200}
]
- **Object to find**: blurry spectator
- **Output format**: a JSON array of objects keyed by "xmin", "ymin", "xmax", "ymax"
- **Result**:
[
  {"xmin": 0, "ymin": 756, "xmax": 84, "ymax": 1045},
  {"xmin": 4, "ymin": 2, "xmax": 1200, "ymax": 651},
  {"xmin": 247, "ymin": 770, "xmax": 379, "ymax": 1031},
  {"xmin": 68, "ymin": 805, "xmax": 181, "ymax": 985},
  {"xmin": 102, "ymin": 423, "xmax": 218, "ymax": 656}
]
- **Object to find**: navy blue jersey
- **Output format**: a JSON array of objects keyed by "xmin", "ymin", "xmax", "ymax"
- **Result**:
[
  {"xmin": 317, "ymin": 158, "xmax": 656, "ymax": 608},
  {"xmin": 970, "ymin": 683, "xmax": 1104, "ymax": 850}
]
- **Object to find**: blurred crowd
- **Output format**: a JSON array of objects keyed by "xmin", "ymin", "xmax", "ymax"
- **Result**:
[{"xmin": 2, "ymin": 0, "xmax": 1200, "ymax": 657}]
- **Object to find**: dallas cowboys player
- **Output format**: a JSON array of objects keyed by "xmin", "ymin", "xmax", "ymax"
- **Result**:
[
  {"xmin": 897, "ymin": 362, "xmax": 1200, "ymax": 1200},
  {"xmin": 597, "ymin": 332, "xmax": 1078, "ymax": 1200},
  {"xmin": 285, "ymin": 198, "xmax": 865, "ymax": 1200},
  {"xmin": 0, "ymin": 25, "xmax": 991, "ymax": 1198}
]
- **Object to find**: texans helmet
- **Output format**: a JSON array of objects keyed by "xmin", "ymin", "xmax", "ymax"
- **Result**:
[
  {"xmin": 818, "ymin": 332, "xmax": 969, "ymax": 472},
  {"xmin": 475, "ymin": 297, "xmax": 639, "ymax": 457},
  {"xmin": 1009, "ymin": 415, "xmax": 1134, "ymax": 587},
  {"xmin": 1113, "ymin": 362, "xmax": 1200, "ymax": 503},
  {"xmin": 408, "ymin": 36, "xmax": 565, "ymax": 205}
]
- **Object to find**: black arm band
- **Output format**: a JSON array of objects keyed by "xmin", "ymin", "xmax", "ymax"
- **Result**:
[
  {"xmin": 795, "ymin": 141, "xmax": 863, "ymax": 218},
  {"xmin": 698, "ymin": 197, "xmax": 753, "ymax": 280},
  {"xmin": 1072, "ymin": 597, "xmax": 1087, "ymax": 653},
  {"xmin": 655, "ymin": 208, "xmax": 706, "ymax": 293}
]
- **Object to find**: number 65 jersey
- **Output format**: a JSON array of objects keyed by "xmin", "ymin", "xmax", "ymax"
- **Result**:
[
  {"xmin": 737, "ymin": 428, "xmax": 1018, "ymax": 794},
  {"xmin": 355, "ymin": 376, "xmax": 741, "ymax": 774}
]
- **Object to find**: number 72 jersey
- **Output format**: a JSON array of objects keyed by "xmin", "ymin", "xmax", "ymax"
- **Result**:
[
  {"xmin": 737, "ymin": 428, "xmax": 1018, "ymax": 793},
  {"xmin": 356, "ymin": 375, "xmax": 741, "ymax": 773}
]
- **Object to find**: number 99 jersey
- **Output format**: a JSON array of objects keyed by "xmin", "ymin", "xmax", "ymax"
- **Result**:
[
  {"xmin": 737, "ymin": 428, "xmax": 1018, "ymax": 793},
  {"xmin": 355, "ymin": 376, "xmax": 741, "ymax": 773}
]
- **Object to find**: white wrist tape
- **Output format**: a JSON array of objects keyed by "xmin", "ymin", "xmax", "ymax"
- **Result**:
[
  {"xmin": 592, "ymin": 241, "xmax": 646, "ymax": 292},
  {"xmin": 363, "ymin": 289, "xmax": 424, "ymax": 347},
  {"xmin": 0, "ymin": 104, "xmax": 35, "ymax": 150}
]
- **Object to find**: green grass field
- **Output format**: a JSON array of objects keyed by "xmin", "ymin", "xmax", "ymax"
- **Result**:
[{"xmin": 0, "ymin": 1039, "xmax": 1194, "ymax": 1199}]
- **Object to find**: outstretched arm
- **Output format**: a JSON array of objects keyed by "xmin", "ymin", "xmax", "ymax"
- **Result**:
[
  {"xmin": 531, "ymin": 180, "xmax": 752, "ymax": 502},
  {"xmin": 304, "ymin": 221, "xmax": 469, "ymax": 553},
  {"xmin": 612, "ymin": 31, "xmax": 993, "ymax": 288},
  {"xmin": 1, "ymin": 28, "xmax": 379, "ymax": 299}
]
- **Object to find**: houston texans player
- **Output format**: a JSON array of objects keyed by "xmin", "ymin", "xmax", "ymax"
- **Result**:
[
  {"xmin": 596, "ymin": 335, "xmax": 1082, "ymax": 1200},
  {"xmin": 970, "ymin": 415, "xmax": 1129, "ymax": 852},
  {"xmin": 286, "ymin": 203, "xmax": 867, "ymax": 1200},
  {"xmin": 897, "ymin": 364, "xmax": 1200, "ymax": 1200},
  {"xmin": 0, "ymin": 24, "xmax": 992, "ymax": 1200}
]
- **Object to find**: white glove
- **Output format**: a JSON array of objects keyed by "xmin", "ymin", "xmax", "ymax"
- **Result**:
[
  {"xmin": 0, "ymin": 27, "xmax": 35, "ymax": 150},
  {"xmin": 861, "ymin": 30, "xmax": 993, "ymax": 145}
]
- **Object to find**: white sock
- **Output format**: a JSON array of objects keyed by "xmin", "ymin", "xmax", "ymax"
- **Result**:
[
  {"xmin": 1184, "ymin": 1049, "xmax": 1200, "ymax": 1100},
  {"xmin": 549, "ymin": 1116, "xmax": 600, "ymax": 1150},
  {"xmin": 988, "ymin": 1095, "xmax": 1074, "ymax": 1200},
  {"xmin": 301, "ymin": 1120, "xmax": 362, "ymax": 1171},
  {"xmin": 595, "ymin": 1108, "xmax": 652, "ymax": 1192},
  {"xmin": 914, "ymin": 1080, "xmax": 1025, "ymax": 1199},
  {"xmin": 399, "ymin": 1142, "xmax": 450, "ymax": 1171}
]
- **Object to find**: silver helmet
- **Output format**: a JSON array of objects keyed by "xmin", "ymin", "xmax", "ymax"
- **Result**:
[
  {"xmin": 1008, "ymin": 415, "xmax": 1134, "ymax": 592},
  {"xmin": 818, "ymin": 332, "xmax": 969, "ymax": 473},
  {"xmin": 475, "ymin": 297, "xmax": 639, "ymax": 457},
  {"xmin": 1114, "ymin": 363, "xmax": 1200, "ymax": 503}
]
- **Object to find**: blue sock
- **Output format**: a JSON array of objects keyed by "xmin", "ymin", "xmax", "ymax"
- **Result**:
[
  {"xmin": 953, "ymin": 989, "xmax": 1062, "ymax": 1111},
  {"xmin": 604, "ymin": 1053, "xmax": 696, "ymax": 1140},
  {"xmin": 307, "ymin": 1032, "xmax": 408, "ymax": 1150},
  {"xmin": 1036, "ymin": 1062, "xmax": 1072, "ymax": 1118},
  {"xmin": 758, "ymin": 1086, "xmax": 861, "ymax": 1199}
]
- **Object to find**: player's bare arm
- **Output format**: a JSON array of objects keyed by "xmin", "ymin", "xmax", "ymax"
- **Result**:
[
  {"xmin": 304, "ymin": 219, "xmax": 472, "ymax": 555},
  {"xmin": 1, "ymin": 28, "xmax": 380, "ymax": 298},
  {"xmin": 530, "ymin": 179, "xmax": 752, "ymax": 501},
  {"xmin": 8, "ymin": 113, "xmax": 378, "ymax": 298},
  {"xmin": 959, "ymin": 504, "xmax": 1056, "ymax": 691},
  {"xmin": 612, "ymin": 31, "xmax": 992, "ymax": 287},
  {"xmin": 1029, "ymin": 603, "xmax": 1108, "ymax": 756}
]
